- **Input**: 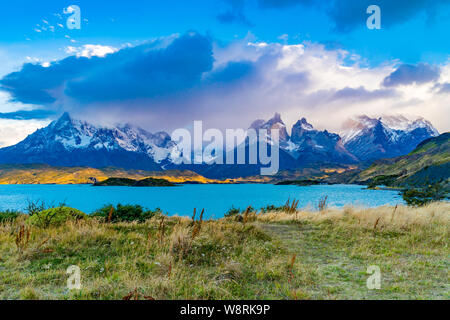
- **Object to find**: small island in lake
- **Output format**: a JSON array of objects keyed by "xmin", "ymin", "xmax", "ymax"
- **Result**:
[
  {"xmin": 93, "ymin": 177, "xmax": 175, "ymax": 187},
  {"xmin": 275, "ymin": 179, "xmax": 323, "ymax": 186}
]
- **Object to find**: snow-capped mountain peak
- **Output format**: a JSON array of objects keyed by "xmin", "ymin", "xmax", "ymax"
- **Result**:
[
  {"xmin": 0, "ymin": 113, "xmax": 175, "ymax": 170},
  {"xmin": 341, "ymin": 114, "xmax": 439, "ymax": 161}
]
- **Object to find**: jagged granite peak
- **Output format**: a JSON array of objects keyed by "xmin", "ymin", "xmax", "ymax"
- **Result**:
[
  {"xmin": 291, "ymin": 117, "xmax": 315, "ymax": 142},
  {"xmin": 298, "ymin": 118, "xmax": 314, "ymax": 130},
  {"xmin": 288, "ymin": 116, "xmax": 357, "ymax": 164},
  {"xmin": 249, "ymin": 113, "xmax": 289, "ymax": 142},
  {"xmin": 56, "ymin": 111, "xmax": 71, "ymax": 123}
]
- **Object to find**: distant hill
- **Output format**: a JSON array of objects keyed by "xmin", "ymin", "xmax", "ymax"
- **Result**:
[
  {"xmin": 0, "ymin": 164, "xmax": 228, "ymax": 184},
  {"xmin": 353, "ymin": 132, "xmax": 450, "ymax": 188}
]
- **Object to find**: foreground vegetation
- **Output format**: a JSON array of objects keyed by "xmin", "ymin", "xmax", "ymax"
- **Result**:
[{"xmin": 0, "ymin": 202, "xmax": 448, "ymax": 300}]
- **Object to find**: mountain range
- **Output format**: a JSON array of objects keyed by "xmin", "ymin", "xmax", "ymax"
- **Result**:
[{"xmin": 0, "ymin": 112, "xmax": 440, "ymax": 179}]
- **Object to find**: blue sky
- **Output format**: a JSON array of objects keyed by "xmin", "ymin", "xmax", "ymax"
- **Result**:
[
  {"xmin": 0, "ymin": 0, "xmax": 449, "ymax": 146},
  {"xmin": 1, "ymin": 0, "xmax": 450, "ymax": 64}
]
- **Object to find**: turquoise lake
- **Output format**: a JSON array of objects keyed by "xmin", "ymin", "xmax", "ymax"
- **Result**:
[{"xmin": 0, "ymin": 184, "xmax": 404, "ymax": 219}]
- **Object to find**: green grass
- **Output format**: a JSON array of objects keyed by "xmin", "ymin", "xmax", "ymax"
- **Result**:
[{"xmin": 0, "ymin": 202, "xmax": 448, "ymax": 300}]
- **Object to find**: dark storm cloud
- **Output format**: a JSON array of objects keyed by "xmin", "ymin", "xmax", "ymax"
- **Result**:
[
  {"xmin": 0, "ymin": 57, "xmax": 97, "ymax": 104},
  {"xmin": 206, "ymin": 61, "xmax": 254, "ymax": 83},
  {"xmin": 0, "ymin": 32, "xmax": 215, "ymax": 105},
  {"xmin": 0, "ymin": 109, "xmax": 56, "ymax": 120},
  {"xmin": 383, "ymin": 63, "xmax": 441, "ymax": 87}
]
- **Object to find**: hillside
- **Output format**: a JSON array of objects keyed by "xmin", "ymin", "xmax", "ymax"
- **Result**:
[
  {"xmin": 354, "ymin": 132, "xmax": 450, "ymax": 187},
  {"xmin": 0, "ymin": 164, "xmax": 230, "ymax": 185}
]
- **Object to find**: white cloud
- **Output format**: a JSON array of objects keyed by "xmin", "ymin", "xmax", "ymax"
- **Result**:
[
  {"xmin": 63, "ymin": 6, "xmax": 76, "ymax": 14},
  {"xmin": 0, "ymin": 119, "xmax": 50, "ymax": 147},
  {"xmin": 203, "ymin": 40, "xmax": 449, "ymax": 134},
  {"xmin": 64, "ymin": 44, "xmax": 118, "ymax": 58},
  {"xmin": 48, "ymin": 38, "xmax": 449, "ymax": 135}
]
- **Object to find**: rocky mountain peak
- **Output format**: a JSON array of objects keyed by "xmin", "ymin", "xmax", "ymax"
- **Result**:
[{"xmin": 249, "ymin": 113, "xmax": 289, "ymax": 141}]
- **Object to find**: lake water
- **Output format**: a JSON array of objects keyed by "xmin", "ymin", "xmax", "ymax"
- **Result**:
[{"xmin": 0, "ymin": 184, "xmax": 404, "ymax": 219}]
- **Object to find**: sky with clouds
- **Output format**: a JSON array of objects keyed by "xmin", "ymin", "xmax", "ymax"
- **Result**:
[{"xmin": 0, "ymin": 0, "xmax": 449, "ymax": 147}]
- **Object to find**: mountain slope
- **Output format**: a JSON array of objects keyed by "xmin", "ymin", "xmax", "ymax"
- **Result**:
[{"xmin": 354, "ymin": 132, "xmax": 450, "ymax": 187}]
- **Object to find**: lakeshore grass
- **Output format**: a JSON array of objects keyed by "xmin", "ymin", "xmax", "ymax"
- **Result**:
[{"xmin": 0, "ymin": 202, "xmax": 448, "ymax": 300}]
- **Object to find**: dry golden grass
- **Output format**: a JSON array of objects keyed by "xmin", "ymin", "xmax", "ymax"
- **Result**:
[
  {"xmin": 257, "ymin": 202, "xmax": 450, "ymax": 231},
  {"xmin": 0, "ymin": 202, "xmax": 448, "ymax": 300}
]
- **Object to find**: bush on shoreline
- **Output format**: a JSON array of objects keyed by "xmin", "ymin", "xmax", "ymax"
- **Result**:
[
  {"xmin": 401, "ymin": 183, "xmax": 448, "ymax": 206},
  {"xmin": 27, "ymin": 206, "xmax": 87, "ymax": 227},
  {"xmin": 92, "ymin": 204, "xmax": 161, "ymax": 223}
]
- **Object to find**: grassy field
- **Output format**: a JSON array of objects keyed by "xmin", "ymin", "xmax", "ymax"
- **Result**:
[{"xmin": 0, "ymin": 202, "xmax": 449, "ymax": 300}]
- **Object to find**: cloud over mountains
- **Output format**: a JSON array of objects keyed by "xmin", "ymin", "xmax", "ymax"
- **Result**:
[{"xmin": 0, "ymin": 31, "xmax": 449, "ymax": 144}]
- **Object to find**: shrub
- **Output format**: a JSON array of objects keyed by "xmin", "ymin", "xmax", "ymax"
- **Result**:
[
  {"xmin": 25, "ymin": 200, "xmax": 47, "ymax": 216},
  {"xmin": 0, "ymin": 210, "xmax": 22, "ymax": 223},
  {"xmin": 224, "ymin": 206, "xmax": 255, "ymax": 218},
  {"xmin": 27, "ymin": 207, "xmax": 87, "ymax": 227},
  {"xmin": 260, "ymin": 204, "xmax": 285, "ymax": 213},
  {"xmin": 92, "ymin": 204, "xmax": 160, "ymax": 223},
  {"xmin": 401, "ymin": 183, "xmax": 448, "ymax": 206},
  {"xmin": 224, "ymin": 206, "xmax": 240, "ymax": 217}
]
